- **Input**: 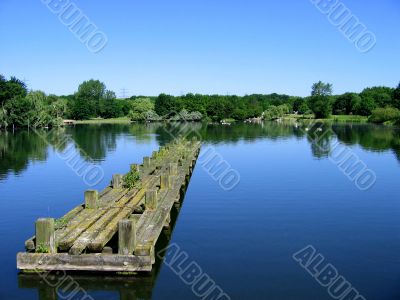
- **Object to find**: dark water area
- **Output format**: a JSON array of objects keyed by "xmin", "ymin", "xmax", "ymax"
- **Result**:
[{"xmin": 0, "ymin": 121, "xmax": 399, "ymax": 299}]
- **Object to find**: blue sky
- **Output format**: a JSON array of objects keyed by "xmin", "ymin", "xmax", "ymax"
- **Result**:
[{"xmin": 0, "ymin": 0, "xmax": 399, "ymax": 97}]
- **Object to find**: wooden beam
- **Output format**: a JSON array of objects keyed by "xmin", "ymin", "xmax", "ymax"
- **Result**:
[{"xmin": 17, "ymin": 253, "xmax": 152, "ymax": 272}]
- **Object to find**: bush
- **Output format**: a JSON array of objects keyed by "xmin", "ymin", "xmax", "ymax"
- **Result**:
[
  {"xmin": 129, "ymin": 110, "xmax": 161, "ymax": 122},
  {"xmin": 170, "ymin": 110, "xmax": 203, "ymax": 121},
  {"xmin": 368, "ymin": 107, "xmax": 400, "ymax": 124},
  {"xmin": 264, "ymin": 105, "xmax": 289, "ymax": 120},
  {"xmin": 143, "ymin": 110, "xmax": 162, "ymax": 122}
]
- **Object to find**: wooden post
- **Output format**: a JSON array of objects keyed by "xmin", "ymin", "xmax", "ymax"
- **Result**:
[
  {"xmin": 143, "ymin": 157, "xmax": 151, "ymax": 169},
  {"xmin": 168, "ymin": 163, "xmax": 178, "ymax": 175},
  {"xmin": 35, "ymin": 218, "xmax": 56, "ymax": 254},
  {"xmin": 135, "ymin": 242, "xmax": 152, "ymax": 256},
  {"xmin": 102, "ymin": 246, "xmax": 113, "ymax": 254},
  {"xmin": 84, "ymin": 190, "xmax": 98, "ymax": 209},
  {"xmin": 112, "ymin": 174, "xmax": 123, "ymax": 188},
  {"xmin": 145, "ymin": 190, "xmax": 157, "ymax": 210},
  {"xmin": 118, "ymin": 219, "xmax": 136, "ymax": 255},
  {"xmin": 164, "ymin": 213, "xmax": 171, "ymax": 229},
  {"xmin": 160, "ymin": 174, "xmax": 172, "ymax": 189}
]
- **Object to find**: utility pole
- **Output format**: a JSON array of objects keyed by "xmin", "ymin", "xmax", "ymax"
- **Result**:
[{"xmin": 120, "ymin": 88, "xmax": 129, "ymax": 99}]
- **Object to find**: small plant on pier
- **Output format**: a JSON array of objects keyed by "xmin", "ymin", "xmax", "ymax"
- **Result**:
[
  {"xmin": 55, "ymin": 217, "xmax": 69, "ymax": 228},
  {"xmin": 123, "ymin": 167, "xmax": 141, "ymax": 190},
  {"xmin": 36, "ymin": 243, "xmax": 49, "ymax": 253}
]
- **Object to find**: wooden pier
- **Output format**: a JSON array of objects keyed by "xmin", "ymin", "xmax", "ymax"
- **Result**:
[{"xmin": 17, "ymin": 138, "xmax": 200, "ymax": 273}]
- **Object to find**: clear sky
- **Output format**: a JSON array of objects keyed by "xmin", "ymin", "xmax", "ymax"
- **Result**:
[{"xmin": 0, "ymin": 0, "xmax": 399, "ymax": 97}]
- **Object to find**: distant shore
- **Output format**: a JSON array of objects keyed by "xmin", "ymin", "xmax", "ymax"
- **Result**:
[
  {"xmin": 68, "ymin": 115, "xmax": 370, "ymax": 126},
  {"xmin": 72, "ymin": 117, "xmax": 131, "ymax": 124},
  {"xmin": 282, "ymin": 114, "xmax": 369, "ymax": 123}
]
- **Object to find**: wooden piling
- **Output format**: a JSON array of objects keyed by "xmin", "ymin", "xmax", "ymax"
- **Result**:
[
  {"xmin": 85, "ymin": 190, "xmax": 99, "ymax": 209},
  {"xmin": 102, "ymin": 247, "xmax": 113, "ymax": 254},
  {"xmin": 35, "ymin": 218, "xmax": 56, "ymax": 254},
  {"xmin": 143, "ymin": 157, "xmax": 151, "ymax": 169},
  {"xmin": 112, "ymin": 174, "xmax": 123, "ymax": 189},
  {"xmin": 145, "ymin": 190, "xmax": 158, "ymax": 210},
  {"xmin": 168, "ymin": 163, "xmax": 178, "ymax": 175},
  {"xmin": 160, "ymin": 174, "xmax": 172, "ymax": 189},
  {"xmin": 164, "ymin": 213, "xmax": 171, "ymax": 229},
  {"xmin": 118, "ymin": 219, "xmax": 137, "ymax": 255}
]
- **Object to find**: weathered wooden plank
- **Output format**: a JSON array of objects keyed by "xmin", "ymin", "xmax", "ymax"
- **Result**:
[
  {"xmin": 135, "ymin": 189, "xmax": 168, "ymax": 240},
  {"xmin": 17, "ymin": 253, "xmax": 152, "ymax": 272},
  {"xmin": 138, "ymin": 186, "xmax": 182, "ymax": 247},
  {"xmin": 58, "ymin": 172, "xmax": 157, "ymax": 251},
  {"xmin": 135, "ymin": 172, "xmax": 187, "ymax": 255},
  {"xmin": 87, "ymin": 176, "xmax": 159, "ymax": 252},
  {"xmin": 68, "ymin": 206, "xmax": 129, "ymax": 255},
  {"xmin": 64, "ymin": 188, "xmax": 140, "ymax": 252}
]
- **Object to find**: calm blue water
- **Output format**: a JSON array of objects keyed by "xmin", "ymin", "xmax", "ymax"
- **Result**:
[{"xmin": 0, "ymin": 122, "xmax": 399, "ymax": 300}]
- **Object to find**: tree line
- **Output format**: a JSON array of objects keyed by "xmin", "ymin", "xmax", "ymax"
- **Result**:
[
  {"xmin": 154, "ymin": 81, "xmax": 400, "ymax": 124},
  {"xmin": 1, "ymin": 74, "xmax": 400, "ymax": 129}
]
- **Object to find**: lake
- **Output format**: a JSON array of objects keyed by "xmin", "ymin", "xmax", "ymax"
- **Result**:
[{"xmin": 1, "ymin": 121, "xmax": 399, "ymax": 300}]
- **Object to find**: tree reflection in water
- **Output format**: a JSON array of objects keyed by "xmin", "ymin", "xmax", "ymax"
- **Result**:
[{"xmin": 1, "ymin": 122, "xmax": 399, "ymax": 181}]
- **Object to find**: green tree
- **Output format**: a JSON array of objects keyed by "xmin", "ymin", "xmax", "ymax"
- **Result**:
[
  {"xmin": 155, "ymin": 94, "xmax": 177, "ymax": 116},
  {"xmin": 298, "ymin": 102, "xmax": 311, "ymax": 114},
  {"xmin": 75, "ymin": 79, "xmax": 106, "ymax": 117},
  {"xmin": 393, "ymin": 82, "xmax": 400, "ymax": 109},
  {"xmin": 0, "ymin": 106, "xmax": 7, "ymax": 129},
  {"xmin": 0, "ymin": 75, "xmax": 27, "ymax": 105},
  {"xmin": 309, "ymin": 81, "xmax": 333, "ymax": 118},
  {"xmin": 369, "ymin": 107, "xmax": 400, "ymax": 124},
  {"xmin": 354, "ymin": 96, "xmax": 376, "ymax": 116},
  {"xmin": 131, "ymin": 98, "xmax": 154, "ymax": 114},
  {"xmin": 293, "ymin": 97, "xmax": 305, "ymax": 113},
  {"xmin": 360, "ymin": 86, "xmax": 393, "ymax": 108},
  {"xmin": 70, "ymin": 80, "xmax": 117, "ymax": 119},
  {"xmin": 128, "ymin": 98, "xmax": 156, "ymax": 121},
  {"xmin": 311, "ymin": 81, "xmax": 333, "ymax": 97},
  {"xmin": 333, "ymin": 93, "xmax": 361, "ymax": 115}
]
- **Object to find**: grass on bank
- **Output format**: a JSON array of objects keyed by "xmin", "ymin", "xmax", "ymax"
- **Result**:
[
  {"xmin": 73, "ymin": 117, "xmax": 131, "ymax": 124},
  {"xmin": 283, "ymin": 114, "xmax": 368, "ymax": 123}
]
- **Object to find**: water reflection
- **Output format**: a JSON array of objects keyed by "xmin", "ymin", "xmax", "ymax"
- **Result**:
[{"xmin": 1, "ymin": 122, "xmax": 399, "ymax": 181}]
